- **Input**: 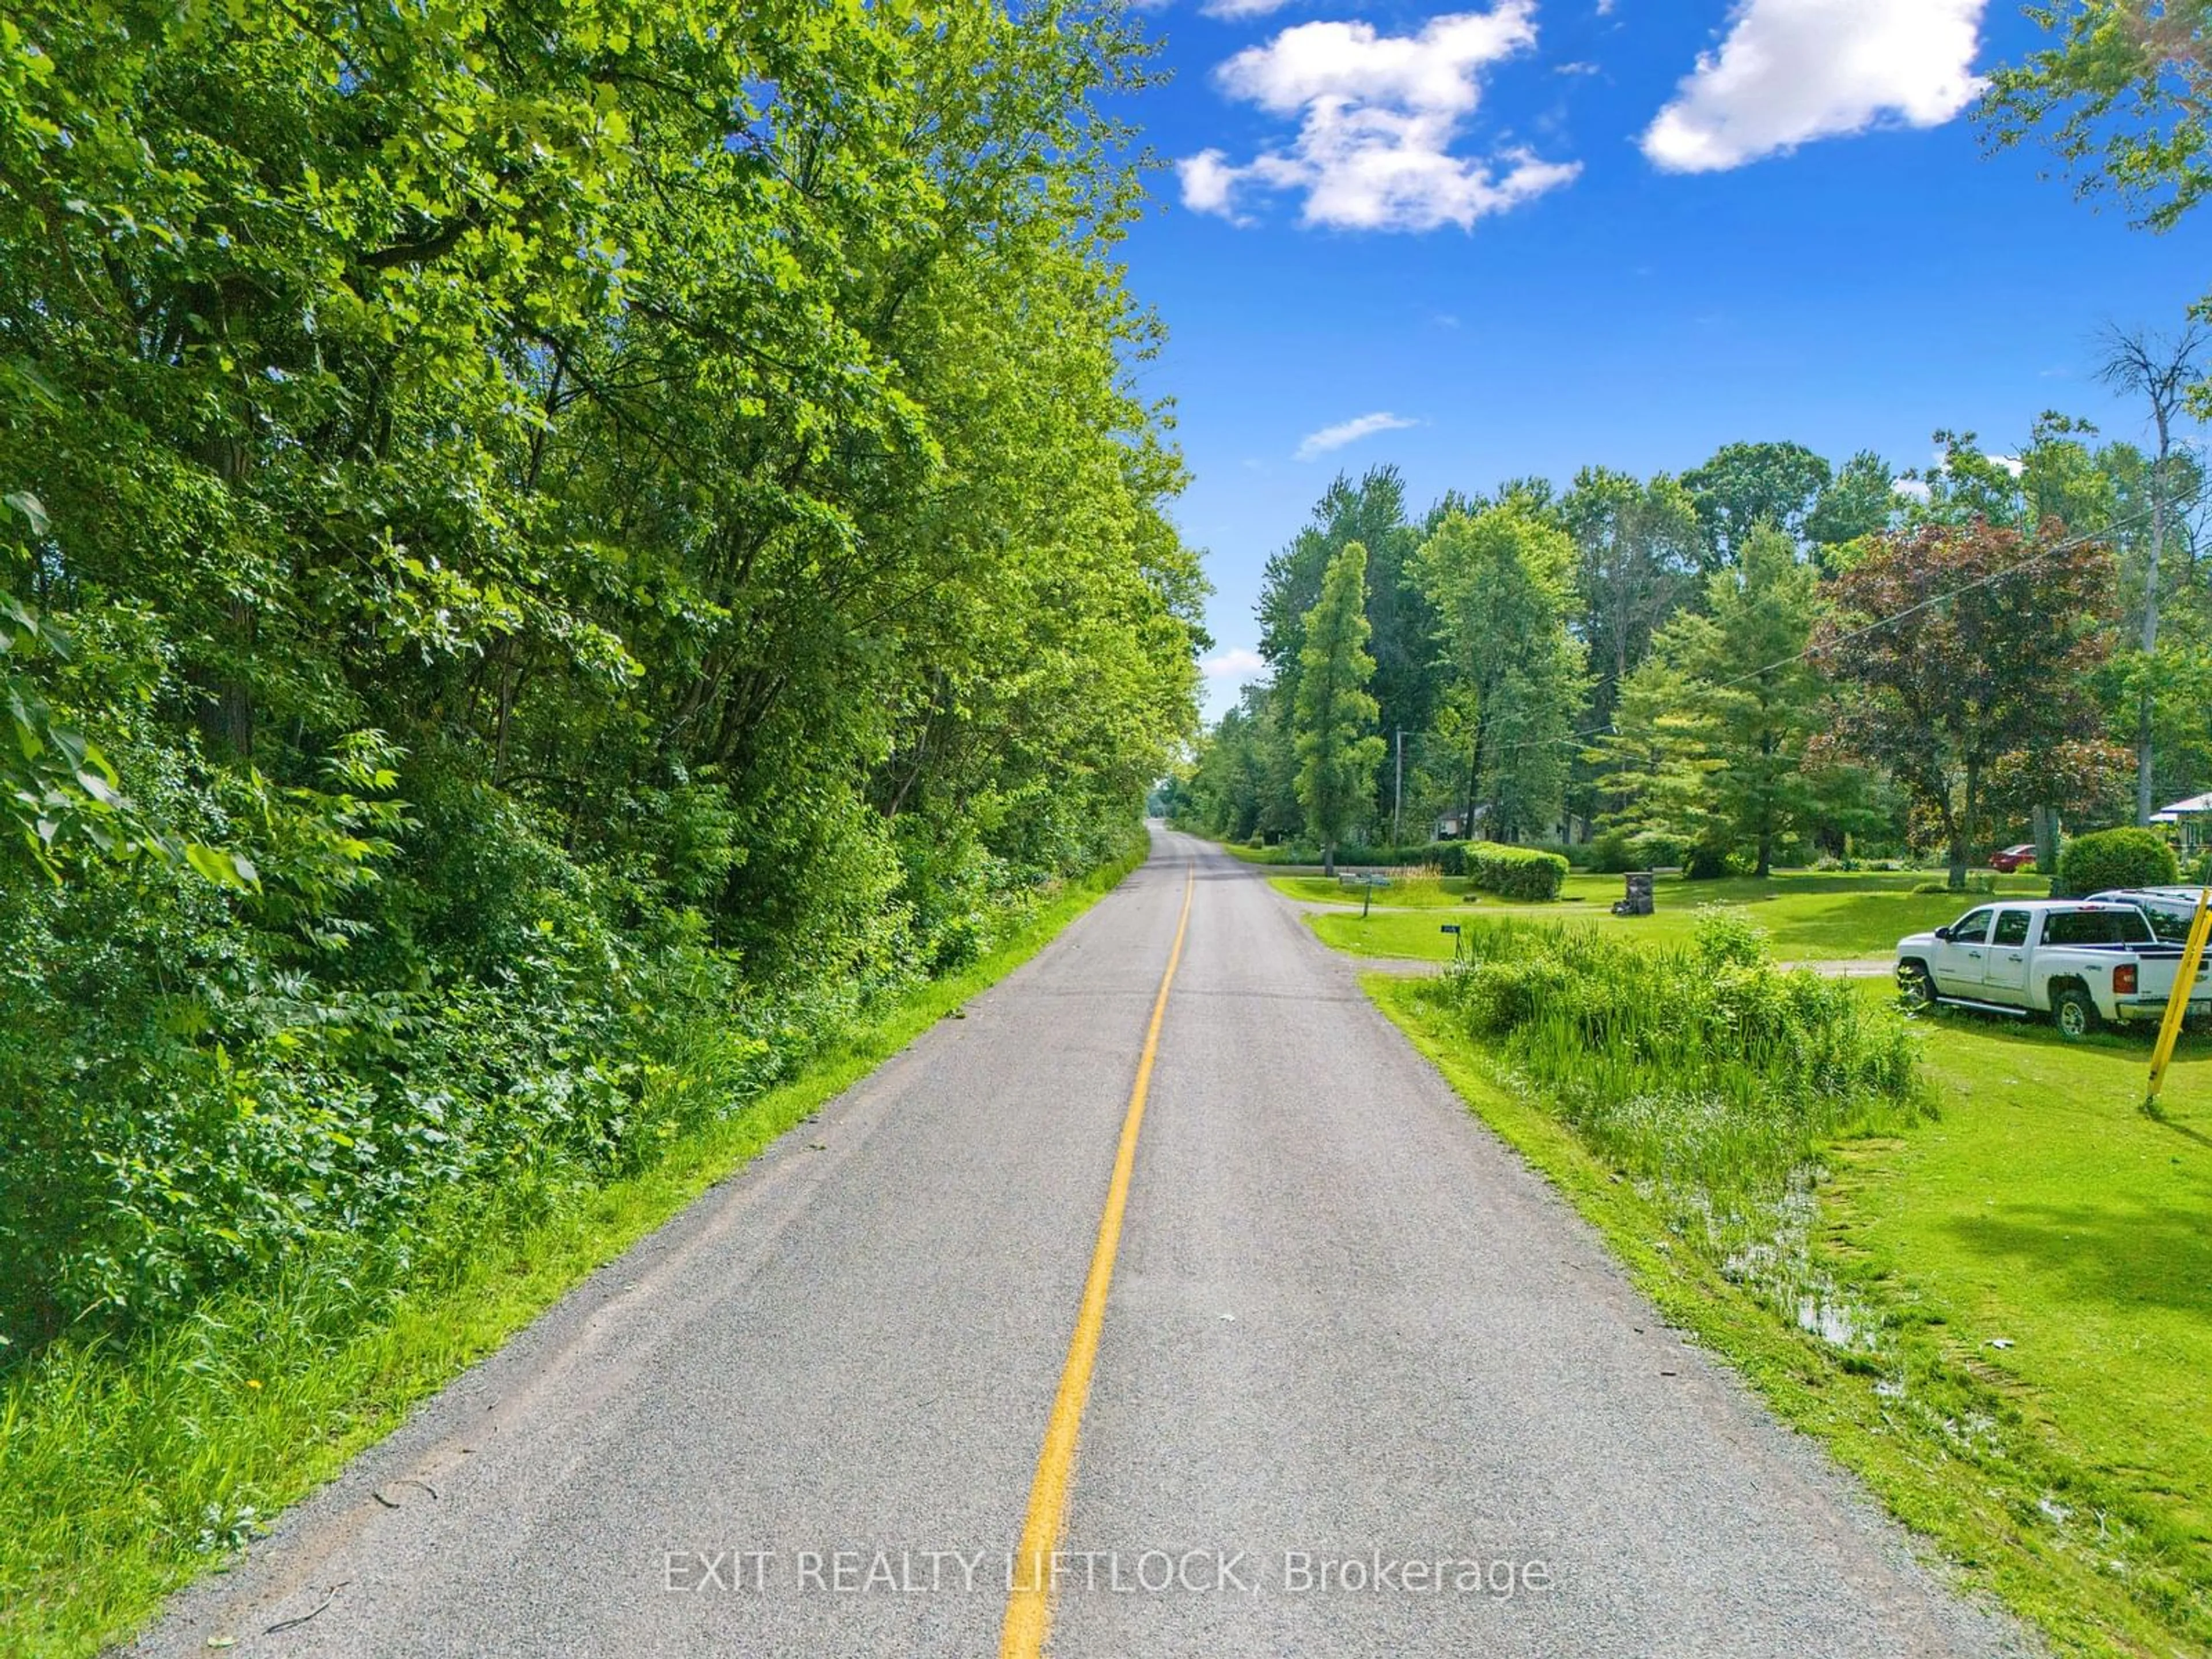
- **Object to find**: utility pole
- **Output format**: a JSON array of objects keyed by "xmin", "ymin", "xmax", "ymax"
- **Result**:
[{"xmin": 1393, "ymin": 729, "xmax": 1404, "ymax": 845}]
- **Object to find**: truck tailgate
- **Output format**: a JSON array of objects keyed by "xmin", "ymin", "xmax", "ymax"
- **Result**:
[{"xmin": 2135, "ymin": 949, "xmax": 2211, "ymax": 1002}]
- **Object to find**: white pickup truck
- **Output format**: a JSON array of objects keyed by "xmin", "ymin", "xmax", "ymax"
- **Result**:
[{"xmin": 1896, "ymin": 899, "xmax": 2210, "ymax": 1039}]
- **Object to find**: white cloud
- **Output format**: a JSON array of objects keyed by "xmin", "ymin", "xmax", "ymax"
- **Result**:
[
  {"xmin": 1177, "ymin": 151, "xmax": 1248, "ymax": 221},
  {"xmin": 1893, "ymin": 476, "xmax": 1931, "ymax": 503},
  {"xmin": 1203, "ymin": 0, "xmax": 1297, "ymax": 17},
  {"xmin": 1296, "ymin": 411, "xmax": 1418, "ymax": 461},
  {"xmin": 1641, "ymin": 0, "xmax": 1988, "ymax": 175},
  {"xmin": 1178, "ymin": 5, "xmax": 1581, "ymax": 232},
  {"xmin": 1203, "ymin": 647, "xmax": 1268, "ymax": 681}
]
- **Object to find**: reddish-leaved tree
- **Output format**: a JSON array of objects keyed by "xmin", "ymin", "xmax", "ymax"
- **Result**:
[{"xmin": 1815, "ymin": 520, "xmax": 2125, "ymax": 891}]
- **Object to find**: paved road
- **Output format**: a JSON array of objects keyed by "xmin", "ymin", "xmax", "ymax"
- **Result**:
[{"xmin": 132, "ymin": 828, "xmax": 2025, "ymax": 1658}]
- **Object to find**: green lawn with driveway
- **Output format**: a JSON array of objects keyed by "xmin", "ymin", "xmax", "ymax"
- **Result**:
[{"xmin": 1292, "ymin": 869, "xmax": 2051, "ymax": 963}]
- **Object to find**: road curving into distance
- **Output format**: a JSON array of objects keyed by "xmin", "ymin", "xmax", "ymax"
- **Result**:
[{"xmin": 131, "ymin": 827, "xmax": 2027, "ymax": 1658}]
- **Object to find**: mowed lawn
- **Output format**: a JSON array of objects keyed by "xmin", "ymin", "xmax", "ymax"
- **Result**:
[
  {"xmin": 1831, "ymin": 1013, "xmax": 2212, "ymax": 1613},
  {"xmin": 1286, "ymin": 869, "xmax": 2052, "ymax": 962}
]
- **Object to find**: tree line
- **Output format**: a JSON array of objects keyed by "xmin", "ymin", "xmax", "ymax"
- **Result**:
[
  {"xmin": 1179, "ymin": 421, "xmax": 2203, "ymax": 887},
  {"xmin": 0, "ymin": 1, "xmax": 1203, "ymax": 1353}
]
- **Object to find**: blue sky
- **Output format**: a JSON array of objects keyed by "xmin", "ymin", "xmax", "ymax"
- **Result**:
[{"xmin": 1107, "ymin": 0, "xmax": 2212, "ymax": 717}]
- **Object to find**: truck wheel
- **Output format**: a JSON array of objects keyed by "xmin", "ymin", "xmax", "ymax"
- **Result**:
[
  {"xmin": 2051, "ymin": 984, "xmax": 2099, "ymax": 1041},
  {"xmin": 1897, "ymin": 961, "xmax": 1936, "ymax": 1010}
]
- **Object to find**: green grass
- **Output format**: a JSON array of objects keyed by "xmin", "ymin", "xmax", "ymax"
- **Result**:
[
  {"xmin": 1272, "ymin": 873, "xmax": 1478, "ymax": 907},
  {"xmin": 1368, "ymin": 971, "xmax": 2212, "ymax": 1657},
  {"xmin": 1296, "ymin": 869, "xmax": 2050, "ymax": 963},
  {"xmin": 0, "ymin": 849, "xmax": 1144, "ymax": 1659}
]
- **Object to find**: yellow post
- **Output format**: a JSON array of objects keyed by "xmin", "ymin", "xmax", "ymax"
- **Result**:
[{"xmin": 2147, "ymin": 882, "xmax": 2212, "ymax": 1106}]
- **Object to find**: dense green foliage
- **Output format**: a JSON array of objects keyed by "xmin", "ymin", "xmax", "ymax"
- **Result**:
[
  {"xmin": 1600, "ymin": 525, "xmax": 1872, "ymax": 879},
  {"xmin": 2059, "ymin": 825, "xmax": 2181, "ymax": 895},
  {"xmin": 1423, "ymin": 912, "xmax": 1929, "ymax": 1199},
  {"xmin": 1291, "ymin": 542, "xmax": 1384, "ymax": 874},
  {"xmin": 1985, "ymin": 1, "xmax": 2212, "ymax": 240},
  {"xmin": 0, "ymin": 0, "xmax": 1202, "ymax": 1358},
  {"xmin": 1463, "ymin": 842, "xmax": 1569, "ymax": 902}
]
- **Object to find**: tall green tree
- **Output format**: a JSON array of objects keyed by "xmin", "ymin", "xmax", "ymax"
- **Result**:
[
  {"xmin": 1603, "ymin": 525, "xmax": 1844, "ymax": 877},
  {"xmin": 1561, "ymin": 467, "xmax": 1702, "ymax": 730},
  {"xmin": 1257, "ymin": 468, "xmax": 1437, "ymax": 824},
  {"xmin": 1293, "ymin": 544, "xmax": 1386, "ymax": 874},
  {"xmin": 1806, "ymin": 450, "xmax": 1902, "ymax": 560},
  {"xmin": 1417, "ymin": 506, "xmax": 1588, "ymax": 843},
  {"xmin": 1681, "ymin": 441, "xmax": 1833, "ymax": 567}
]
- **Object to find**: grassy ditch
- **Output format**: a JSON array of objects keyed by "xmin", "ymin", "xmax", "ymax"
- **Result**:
[
  {"xmin": 1372, "ymin": 918, "xmax": 2212, "ymax": 1656},
  {"xmin": 0, "ymin": 846, "xmax": 1144, "ymax": 1659}
]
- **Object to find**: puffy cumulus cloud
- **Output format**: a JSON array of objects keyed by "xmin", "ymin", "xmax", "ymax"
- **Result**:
[
  {"xmin": 1296, "ymin": 411, "xmax": 1419, "ymax": 460},
  {"xmin": 1642, "ymin": 0, "xmax": 1988, "ymax": 175},
  {"xmin": 1177, "ymin": 150, "xmax": 1249, "ymax": 221},
  {"xmin": 1178, "ymin": 5, "xmax": 1580, "ymax": 233},
  {"xmin": 1202, "ymin": 647, "xmax": 1268, "ymax": 681}
]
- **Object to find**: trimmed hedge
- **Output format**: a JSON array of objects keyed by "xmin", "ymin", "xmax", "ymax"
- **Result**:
[
  {"xmin": 2058, "ymin": 827, "xmax": 2178, "ymax": 897},
  {"xmin": 1467, "ymin": 842, "xmax": 1570, "ymax": 902}
]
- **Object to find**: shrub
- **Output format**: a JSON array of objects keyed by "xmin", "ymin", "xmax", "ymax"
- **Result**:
[
  {"xmin": 1588, "ymin": 830, "xmax": 1638, "ymax": 874},
  {"xmin": 1424, "ymin": 912, "xmax": 1930, "ymax": 1200},
  {"xmin": 2058, "ymin": 827, "xmax": 2179, "ymax": 897},
  {"xmin": 1465, "ymin": 842, "xmax": 1570, "ymax": 902},
  {"xmin": 1683, "ymin": 840, "xmax": 1735, "ymax": 881}
]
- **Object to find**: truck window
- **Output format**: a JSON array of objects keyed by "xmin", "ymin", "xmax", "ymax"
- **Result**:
[
  {"xmin": 1991, "ymin": 910, "xmax": 2030, "ymax": 947},
  {"xmin": 2041, "ymin": 908, "xmax": 2154, "ymax": 946},
  {"xmin": 1948, "ymin": 908, "xmax": 1994, "ymax": 944},
  {"xmin": 2139, "ymin": 905, "xmax": 2195, "ymax": 944}
]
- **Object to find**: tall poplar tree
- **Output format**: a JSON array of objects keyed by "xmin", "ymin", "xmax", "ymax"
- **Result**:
[
  {"xmin": 1294, "ymin": 543, "xmax": 1385, "ymax": 875},
  {"xmin": 1416, "ymin": 506, "xmax": 1588, "ymax": 843}
]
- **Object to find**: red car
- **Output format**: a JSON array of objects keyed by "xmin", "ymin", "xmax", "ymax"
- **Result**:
[{"xmin": 1988, "ymin": 843, "xmax": 2039, "ymax": 873}]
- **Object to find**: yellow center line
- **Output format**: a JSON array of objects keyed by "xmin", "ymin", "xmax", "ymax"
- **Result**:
[{"xmin": 999, "ymin": 861, "xmax": 1196, "ymax": 1659}]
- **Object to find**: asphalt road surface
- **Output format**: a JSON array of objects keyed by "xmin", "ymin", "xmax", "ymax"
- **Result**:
[{"xmin": 132, "ymin": 827, "xmax": 2027, "ymax": 1658}]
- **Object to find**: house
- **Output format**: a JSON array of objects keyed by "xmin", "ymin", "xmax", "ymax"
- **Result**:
[{"xmin": 2152, "ymin": 793, "xmax": 2212, "ymax": 861}]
